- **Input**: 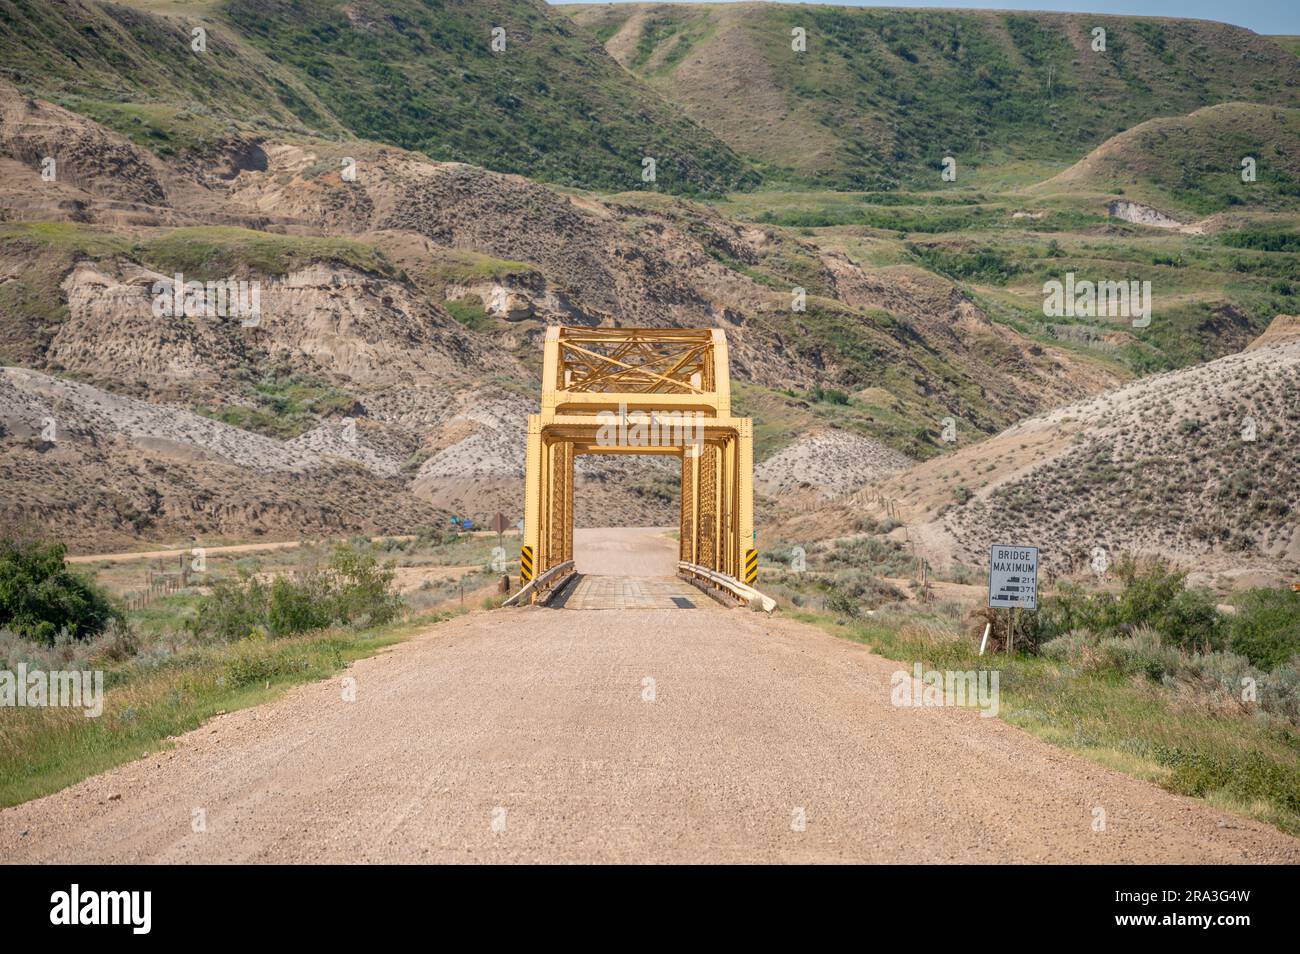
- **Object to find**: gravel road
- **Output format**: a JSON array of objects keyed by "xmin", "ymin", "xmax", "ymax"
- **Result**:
[{"xmin": 2, "ymin": 529, "xmax": 1297, "ymax": 864}]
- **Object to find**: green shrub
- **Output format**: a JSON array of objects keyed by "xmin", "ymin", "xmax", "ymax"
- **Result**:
[
  {"xmin": 1034, "ymin": 557, "xmax": 1224, "ymax": 651},
  {"xmin": 198, "ymin": 574, "xmax": 271, "ymax": 642},
  {"xmin": 1095, "ymin": 626, "xmax": 1183, "ymax": 680},
  {"xmin": 267, "ymin": 574, "xmax": 333, "ymax": 635},
  {"xmin": 1040, "ymin": 629, "xmax": 1096, "ymax": 664},
  {"xmin": 1031, "ymin": 585, "xmax": 1100, "ymax": 645},
  {"xmin": 325, "ymin": 546, "xmax": 401, "ymax": 626},
  {"xmin": 0, "ymin": 538, "xmax": 121, "ymax": 644},
  {"xmin": 760, "ymin": 543, "xmax": 799, "ymax": 567},
  {"xmin": 1229, "ymin": 588, "xmax": 1300, "ymax": 670},
  {"xmin": 1172, "ymin": 647, "xmax": 1259, "ymax": 714},
  {"xmin": 0, "ymin": 621, "xmax": 131, "ymax": 670},
  {"xmin": 413, "ymin": 525, "xmax": 459, "ymax": 548},
  {"xmin": 809, "ymin": 385, "xmax": 850, "ymax": 405},
  {"xmin": 1154, "ymin": 745, "xmax": 1300, "ymax": 816},
  {"xmin": 820, "ymin": 573, "xmax": 906, "ymax": 617},
  {"xmin": 197, "ymin": 370, "xmax": 359, "ymax": 440},
  {"xmin": 1156, "ymin": 588, "xmax": 1226, "ymax": 651},
  {"xmin": 1220, "ymin": 230, "xmax": 1300, "ymax": 253},
  {"xmin": 443, "ymin": 296, "xmax": 494, "ymax": 332},
  {"xmin": 825, "ymin": 536, "xmax": 912, "ymax": 576},
  {"xmin": 1259, "ymin": 661, "xmax": 1300, "ymax": 724},
  {"xmin": 826, "ymin": 587, "xmax": 861, "ymax": 618},
  {"xmin": 908, "ymin": 244, "xmax": 1023, "ymax": 284},
  {"xmin": 193, "ymin": 544, "xmax": 399, "ymax": 640},
  {"xmin": 1043, "ymin": 627, "xmax": 1300, "ymax": 725},
  {"xmin": 225, "ymin": 642, "xmax": 286, "ymax": 689},
  {"xmin": 1111, "ymin": 558, "xmax": 1223, "ymax": 650}
]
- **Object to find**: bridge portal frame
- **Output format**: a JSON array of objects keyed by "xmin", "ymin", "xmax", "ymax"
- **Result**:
[{"xmin": 519, "ymin": 326, "xmax": 755, "ymax": 600}]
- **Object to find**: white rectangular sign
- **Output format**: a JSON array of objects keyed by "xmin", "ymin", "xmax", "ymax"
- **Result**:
[{"xmin": 988, "ymin": 544, "xmax": 1039, "ymax": 610}]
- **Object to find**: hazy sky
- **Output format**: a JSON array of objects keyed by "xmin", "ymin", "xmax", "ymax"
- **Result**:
[{"xmin": 548, "ymin": 2, "xmax": 1300, "ymax": 36}]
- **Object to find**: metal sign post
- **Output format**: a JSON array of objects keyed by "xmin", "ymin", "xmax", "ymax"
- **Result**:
[{"xmin": 489, "ymin": 512, "xmax": 509, "ymax": 546}]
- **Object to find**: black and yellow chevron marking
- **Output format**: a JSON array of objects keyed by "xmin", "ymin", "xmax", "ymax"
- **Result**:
[
  {"xmin": 520, "ymin": 546, "xmax": 534, "ymax": 583},
  {"xmin": 744, "ymin": 548, "xmax": 758, "ymax": 585}
]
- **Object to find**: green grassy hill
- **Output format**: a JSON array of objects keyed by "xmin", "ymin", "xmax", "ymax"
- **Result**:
[
  {"xmin": 1034, "ymin": 104, "xmax": 1300, "ymax": 216},
  {"xmin": 565, "ymin": 2, "xmax": 1300, "ymax": 189},
  {"xmin": 0, "ymin": 0, "xmax": 754, "ymax": 193},
  {"xmin": 1271, "ymin": 36, "xmax": 1300, "ymax": 58},
  {"xmin": 222, "ymin": 0, "xmax": 753, "ymax": 193},
  {"xmin": 0, "ymin": 0, "xmax": 342, "ymax": 150},
  {"xmin": 8, "ymin": 1, "xmax": 1295, "ymax": 195}
]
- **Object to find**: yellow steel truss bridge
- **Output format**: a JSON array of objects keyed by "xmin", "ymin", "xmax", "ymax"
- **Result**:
[{"xmin": 510, "ymin": 326, "xmax": 767, "ymax": 609}]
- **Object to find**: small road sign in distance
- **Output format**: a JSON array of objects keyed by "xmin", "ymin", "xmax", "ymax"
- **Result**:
[{"xmin": 988, "ymin": 544, "xmax": 1039, "ymax": 610}]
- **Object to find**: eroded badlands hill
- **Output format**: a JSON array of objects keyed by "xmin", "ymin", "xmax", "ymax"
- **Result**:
[
  {"xmin": 0, "ymin": 77, "xmax": 1121, "ymax": 547},
  {"xmin": 779, "ymin": 317, "xmax": 1300, "ymax": 583}
]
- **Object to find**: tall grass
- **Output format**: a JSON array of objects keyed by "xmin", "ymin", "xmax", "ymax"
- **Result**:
[
  {"xmin": 780, "ymin": 554, "xmax": 1300, "ymax": 833},
  {"xmin": 800, "ymin": 604, "xmax": 1300, "ymax": 834},
  {"xmin": 0, "ymin": 538, "xmax": 461, "ymax": 807},
  {"xmin": 0, "ymin": 615, "xmax": 448, "ymax": 807}
]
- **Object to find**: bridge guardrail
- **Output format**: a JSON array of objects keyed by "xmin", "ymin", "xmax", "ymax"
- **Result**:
[
  {"xmin": 503, "ymin": 559, "xmax": 576, "ymax": 607},
  {"xmin": 678, "ymin": 561, "xmax": 777, "ymax": 613}
]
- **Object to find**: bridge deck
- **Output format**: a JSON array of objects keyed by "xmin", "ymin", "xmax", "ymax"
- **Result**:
[{"xmin": 554, "ymin": 575, "xmax": 701, "ymax": 610}]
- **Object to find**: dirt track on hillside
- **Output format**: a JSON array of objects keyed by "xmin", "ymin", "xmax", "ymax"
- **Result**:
[{"xmin": 2, "ymin": 529, "xmax": 1297, "ymax": 864}]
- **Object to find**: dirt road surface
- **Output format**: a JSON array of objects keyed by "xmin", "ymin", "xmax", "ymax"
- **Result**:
[{"xmin": 3, "ymin": 528, "xmax": 1297, "ymax": 863}]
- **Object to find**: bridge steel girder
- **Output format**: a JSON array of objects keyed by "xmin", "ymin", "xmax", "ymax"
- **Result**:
[{"xmin": 519, "ymin": 326, "xmax": 756, "ymax": 600}]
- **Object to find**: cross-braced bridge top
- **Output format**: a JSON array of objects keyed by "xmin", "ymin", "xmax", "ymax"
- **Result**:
[
  {"xmin": 554, "ymin": 327, "xmax": 717, "ymax": 395},
  {"xmin": 542, "ymin": 326, "xmax": 731, "ymax": 417}
]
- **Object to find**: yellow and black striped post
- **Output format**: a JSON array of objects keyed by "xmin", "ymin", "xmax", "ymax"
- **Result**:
[
  {"xmin": 520, "ymin": 546, "xmax": 534, "ymax": 584},
  {"xmin": 744, "ymin": 548, "xmax": 758, "ymax": 585}
]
